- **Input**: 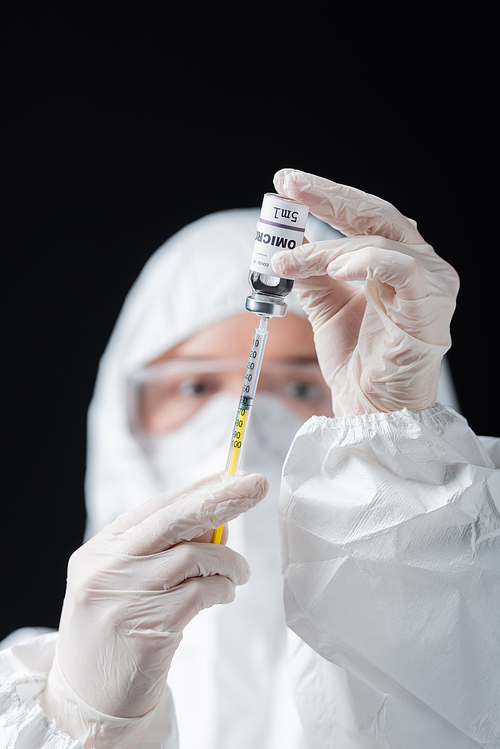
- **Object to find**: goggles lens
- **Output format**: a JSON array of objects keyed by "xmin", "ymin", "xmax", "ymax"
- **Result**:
[{"xmin": 128, "ymin": 358, "xmax": 332, "ymax": 435}]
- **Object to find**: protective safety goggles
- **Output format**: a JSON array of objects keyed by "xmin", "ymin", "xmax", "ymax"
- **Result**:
[{"xmin": 127, "ymin": 358, "xmax": 333, "ymax": 436}]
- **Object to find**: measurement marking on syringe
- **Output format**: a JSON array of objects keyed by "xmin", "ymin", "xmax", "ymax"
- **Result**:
[{"xmin": 224, "ymin": 321, "xmax": 268, "ymax": 478}]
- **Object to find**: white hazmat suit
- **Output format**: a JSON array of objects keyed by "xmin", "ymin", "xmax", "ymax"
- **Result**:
[{"xmin": 1, "ymin": 177, "xmax": 498, "ymax": 748}]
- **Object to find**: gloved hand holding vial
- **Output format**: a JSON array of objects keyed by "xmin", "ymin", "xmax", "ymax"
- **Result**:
[{"xmin": 271, "ymin": 169, "xmax": 460, "ymax": 416}]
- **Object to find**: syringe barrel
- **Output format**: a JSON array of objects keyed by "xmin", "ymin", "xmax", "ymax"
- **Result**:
[
  {"xmin": 246, "ymin": 193, "xmax": 309, "ymax": 318},
  {"xmin": 225, "ymin": 319, "xmax": 268, "ymax": 476}
]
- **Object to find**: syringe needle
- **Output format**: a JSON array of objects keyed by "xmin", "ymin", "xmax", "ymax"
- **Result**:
[{"xmin": 257, "ymin": 316, "xmax": 268, "ymax": 335}]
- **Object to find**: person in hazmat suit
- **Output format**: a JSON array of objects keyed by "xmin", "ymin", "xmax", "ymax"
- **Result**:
[{"xmin": 0, "ymin": 169, "xmax": 498, "ymax": 749}]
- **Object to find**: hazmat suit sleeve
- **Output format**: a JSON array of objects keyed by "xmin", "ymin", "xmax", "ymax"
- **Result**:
[
  {"xmin": 0, "ymin": 633, "xmax": 80, "ymax": 748},
  {"xmin": 280, "ymin": 404, "xmax": 500, "ymax": 748},
  {"xmin": 0, "ymin": 632, "xmax": 179, "ymax": 749}
]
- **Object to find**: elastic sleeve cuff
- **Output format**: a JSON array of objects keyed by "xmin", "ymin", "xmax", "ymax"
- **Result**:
[{"xmin": 40, "ymin": 652, "xmax": 178, "ymax": 749}]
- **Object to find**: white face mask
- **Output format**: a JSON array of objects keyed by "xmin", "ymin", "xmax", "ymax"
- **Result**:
[
  {"xmin": 145, "ymin": 391, "xmax": 304, "ymax": 498},
  {"xmin": 144, "ymin": 391, "xmax": 304, "ymax": 562}
]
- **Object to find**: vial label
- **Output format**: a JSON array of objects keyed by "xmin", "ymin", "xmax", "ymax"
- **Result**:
[{"xmin": 249, "ymin": 193, "xmax": 309, "ymax": 278}]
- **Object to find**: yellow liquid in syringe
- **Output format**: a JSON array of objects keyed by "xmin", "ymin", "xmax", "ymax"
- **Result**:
[{"xmin": 226, "ymin": 406, "xmax": 250, "ymax": 476}]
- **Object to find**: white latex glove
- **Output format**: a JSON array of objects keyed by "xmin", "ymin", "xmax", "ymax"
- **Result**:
[
  {"xmin": 40, "ymin": 471, "xmax": 268, "ymax": 749},
  {"xmin": 272, "ymin": 169, "xmax": 460, "ymax": 416}
]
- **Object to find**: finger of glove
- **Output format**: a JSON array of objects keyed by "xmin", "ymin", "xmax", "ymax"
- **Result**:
[
  {"xmin": 107, "ymin": 472, "xmax": 226, "ymax": 536},
  {"xmin": 274, "ymin": 168, "xmax": 423, "ymax": 244},
  {"xmin": 136, "ymin": 542, "xmax": 251, "ymax": 590},
  {"xmin": 327, "ymin": 246, "xmax": 428, "ymax": 299},
  {"xmin": 116, "ymin": 473, "xmax": 269, "ymax": 556},
  {"xmin": 272, "ymin": 236, "xmax": 379, "ymax": 280},
  {"xmin": 271, "ymin": 235, "xmax": 421, "ymax": 301},
  {"xmin": 273, "ymin": 237, "xmax": 425, "ymax": 295},
  {"xmin": 167, "ymin": 575, "xmax": 237, "ymax": 632}
]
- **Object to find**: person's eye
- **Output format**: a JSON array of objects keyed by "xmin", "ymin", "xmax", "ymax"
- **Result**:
[
  {"xmin": 284, "ymin": 380, "xmax": 322, "ymax": 401},
  {"xmin": 178, "ymin": 378, "xmax": 216, "ymax": 398}
]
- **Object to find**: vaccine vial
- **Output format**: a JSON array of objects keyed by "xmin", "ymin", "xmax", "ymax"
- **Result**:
[{"xmin": 245, "ymin": 193, "xmax": 309, "ymax": 317}]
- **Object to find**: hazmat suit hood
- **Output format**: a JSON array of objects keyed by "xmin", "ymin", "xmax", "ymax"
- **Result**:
[{"xmin": 83, "ymin": 205, "xmax": 460, "ymax": 749}]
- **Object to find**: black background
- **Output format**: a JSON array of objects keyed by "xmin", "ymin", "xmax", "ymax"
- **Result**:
[{"xmin": 2, "ymin": 11, "xmax": 497, "ymax": 641}]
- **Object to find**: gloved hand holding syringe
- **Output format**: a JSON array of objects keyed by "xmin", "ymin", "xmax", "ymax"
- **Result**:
[{"xmin": 212, "ymin": 192, "xmax": 309, "ymax": 543}]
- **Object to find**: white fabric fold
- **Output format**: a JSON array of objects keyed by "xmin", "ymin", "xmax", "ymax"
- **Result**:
[{"xmin": 280, "ymin": 405, "xmax": 500, "ymax": 748}]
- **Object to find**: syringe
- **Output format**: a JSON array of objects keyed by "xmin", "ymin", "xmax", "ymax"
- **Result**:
[
  {"xmin": 211, "ymin": 316, "xmax": 268, "ymax": 544},
  {"xmin": 211, "ymin": 192, "xmax": 308, "ymax": 544}
]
